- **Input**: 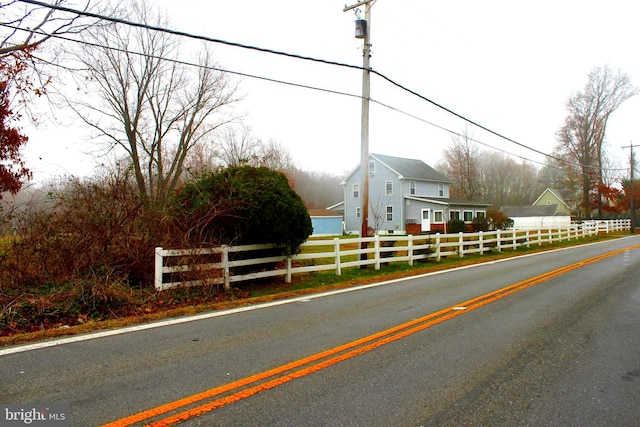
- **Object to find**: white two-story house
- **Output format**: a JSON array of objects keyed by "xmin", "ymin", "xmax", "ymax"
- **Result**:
[{"xmin": 341, "ymin": 153, "xmax": 490, "ymax": 235}]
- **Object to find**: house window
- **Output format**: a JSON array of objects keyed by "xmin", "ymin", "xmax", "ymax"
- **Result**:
[
  {"xmin": 386, "ymin": 205, "xmax": 393, "ymax": 221},
  {"xmin": 369, "ymin": 160, "xmax": 375, "ymax": 176},
  {"xmin": 438, "ymin": 183, "xmax": 444, "ymax": 197},
  {"xmin": 434, "ymin": 210, "xmax": 444, "ymax": 223},
  {"xmin": 463, "ymin": 210, "xmax": 474, "ymax": 222},
  {"xmin": 353, "ymin": 184, "xmax": 359, "ymax": 198},
  {"xmin": 475, "ymin": 211, "xmax": 486, "ymax": 220},
  {"xmin": 410, "ymin": 180, "xmax": 416, "ymax": 195},
  {"xmin": 356, "ymin": 207, "xmax": 361, "ymax": 218},
  {"xmin": 385, "ymin": 180, "xmax": 393, "ymax": 196},
  {"xmin": 450, "ymin": 210, "xmax": 460, "ymax": 220}
]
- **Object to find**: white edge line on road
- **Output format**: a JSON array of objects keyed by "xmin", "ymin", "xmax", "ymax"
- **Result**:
[{"xmin": 1, "ymin": 236, "xmax": 634, "ymax": 357}]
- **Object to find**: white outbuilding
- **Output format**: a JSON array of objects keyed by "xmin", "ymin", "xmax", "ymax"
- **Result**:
[{"xmin": 500, "ymin": 205, "xmax": 571, "ymax": 230}]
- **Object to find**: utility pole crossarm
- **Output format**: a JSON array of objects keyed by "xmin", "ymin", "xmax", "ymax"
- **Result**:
[{"xmin": 343, "ymin": 0, "xmax": 374, "ymax": 12}]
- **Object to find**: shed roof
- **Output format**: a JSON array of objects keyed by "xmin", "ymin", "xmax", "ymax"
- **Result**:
[
  {"xmin": 501, "ymin": 205, "xmax": 568, "ymax": 218},
  {"xmin": 308, "ymin": 209, "xmax": 342, "ymax": 217}
]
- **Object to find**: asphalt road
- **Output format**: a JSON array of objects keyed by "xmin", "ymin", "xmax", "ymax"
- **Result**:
[{"xmin": 2, "ymin": 236, "xmax": 640, "ymax": 426}]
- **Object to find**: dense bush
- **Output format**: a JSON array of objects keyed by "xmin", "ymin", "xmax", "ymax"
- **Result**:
[
  {"xmin": 472, "ymin": 215, "xmax": 489, "ymax": 232},
  {"xmin": 448, "ymin": 218, "xmax": 465, "ymax": 233},
  {"xmin": 487, "ymin": 209, "xmax": 514, "ymax": 230},
  {"xmin": 1, "ymin": 169, "xmax": 167, "ymax": 289},
  {"xmin": 0, "ymin": 166, "xmax": 314, "ymax": 335},
  {"xmin": 172, "ymin": 166, "xmax": 312, "ymax": 255}
]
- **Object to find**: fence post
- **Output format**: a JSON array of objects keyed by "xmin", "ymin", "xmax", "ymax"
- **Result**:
[
  {"xmin": 497, "ymin": 229, "xmax": 502, "ymax": 253},
  {"xmin": 408, "ymin": 235, "xmax": 414, "ymax": 266},
  {"xmin": 512, "ymin": 229, "xmax": 516, "ymax": 250},
  {"xmin": 436, "ymin": 233, "xmax": 441, "ymax": 262},
  {"xmin": 334, "ymin": 238, "xmax": 341, "ymax": 276},
  {"xmin": 459, "ymin": 232, "xmax": 464, "ymax": 257},
  {"xmin": 222, "ymin": 245, "xmax": 230, "ymax": 290},
  {"xmin": 286, "ymin": 257, "xmax": 292, "ymax": 284},
  {"xmin": 478, "ymin": 231, "xmax": 483, "ymax": 254},
  {"xmin": 548, "ymin": 227, "xmax": 552, "ymax": 244},
  {"xmin": 154, "ymin": 247, "xmax": 164, "ymax": 291},
  {"xmin": 375, "ymin": 234, "xmax": 381, "ymax": 270},
  {"xmin": 526, "ymin": 229, "xmax": 530, "ymax": 248}
]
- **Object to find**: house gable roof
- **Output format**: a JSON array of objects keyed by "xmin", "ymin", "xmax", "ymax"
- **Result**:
[
  {"xmin": 532, "ymin": 188, "xmax": 571, "ymax": 210},
  {"xmin": 371, "ymin": 153, "xmax": 452, "ymax": 182},
  {"xmin": 341, "ymin": 153, "xmax": 451, "ymax": 184}
]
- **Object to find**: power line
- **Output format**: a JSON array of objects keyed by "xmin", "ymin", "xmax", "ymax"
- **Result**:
[
  {"xmin": 3, "ymin": 23, "xmax": 624, "ymax": 177},
  {"xmin": 10, "ymin": 0, "xmax": 627, "ymax": 175},
  {"xmin": 15, "ymin": 0, "xmax": 558, "ymax": 161},
  {"xmin": 5, "ymin": 21, "xmax": 569, "ymax": 173},
  {"xmin": 0, "ymin": 22, "xmax": 363, "ymax": 101},
  {"xmin": 16, "ymin": 0, "xmax": 365, "ymax": 72}
]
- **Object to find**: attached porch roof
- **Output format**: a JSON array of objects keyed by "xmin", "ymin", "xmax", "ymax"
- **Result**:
[
  {"xmin": 406, "ymin": 195, "xmax": 491, "ymax": 208},
  {"xmin": 326, "ymin": 201, "xmax": 344, "ymax": 211}
]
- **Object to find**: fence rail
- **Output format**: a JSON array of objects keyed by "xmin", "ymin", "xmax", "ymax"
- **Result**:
[{"xmin": 154, "ymin": 219, "xmax": 630, "ymax": 291}]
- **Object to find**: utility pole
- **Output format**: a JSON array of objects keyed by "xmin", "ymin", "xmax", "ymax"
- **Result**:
[
  {"xmin": 623, "ymin": 142, "xmax": 636, "ymax": 233},
  {"xmin": 344, "ymin": 0, "xmax": 374, "ymax": 262}
]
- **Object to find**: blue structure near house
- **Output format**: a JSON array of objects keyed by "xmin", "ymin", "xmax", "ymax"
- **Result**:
[{"xmin": 309, "ymin": 209, "xmax": 343, "ymax": 236}]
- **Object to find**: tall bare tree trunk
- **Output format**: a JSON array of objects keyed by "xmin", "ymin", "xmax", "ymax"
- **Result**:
[
  {"xmin": 66, "ymin": 0, "xmax": 238, "ymax": 210},
  {"xmin": 556, "ymin": 66, "xmax": 637, "ymax": 219}
]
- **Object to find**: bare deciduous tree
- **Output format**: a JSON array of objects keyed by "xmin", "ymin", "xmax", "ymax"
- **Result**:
[
  {"xmin": 215, "ymin": 124, "xmax": 294, "ymax": 172},
  {"xmin": 556, "ymin": 65, "xmax": 637, "ymax": 218},
  {"xmin": 216, "ymin": 124, "xmax": 262, "ymax": 168},
  {"xmin": 1, "ymin": 0, "xmax": 103, "ymax": 113},
  {"xmin": 439, "ymin": 128, "xmax": 480, "ymax": 200},
  {"xmin": 1, "ymin": 0, "xmax": 103, "ymax": 193},
  {"xmin": 67, "ymin": 0, "xmax": 238, "ymax": 209},
  {"xmin": 259, "ymin": 138, "xmax": 294, "ymax": 172},
  {"xmin": 1, "ymin": 0, "xmax": 95, "ymax": 57}
]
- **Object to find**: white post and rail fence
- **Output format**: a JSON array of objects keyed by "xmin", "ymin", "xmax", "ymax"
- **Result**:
[{"xmin": 154, "ymin": 219, "xmax": 630, "ymax": 291}]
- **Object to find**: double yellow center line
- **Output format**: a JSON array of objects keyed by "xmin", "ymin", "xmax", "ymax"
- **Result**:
[{"xmin": 104, "ymin": 245, "xmax": 637, "ymax": 426}]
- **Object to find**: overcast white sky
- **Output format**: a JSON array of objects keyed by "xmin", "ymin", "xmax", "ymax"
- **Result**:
[{"xmin": 22, "ymin": 0, "xmax": 640, "ymax": 182}]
